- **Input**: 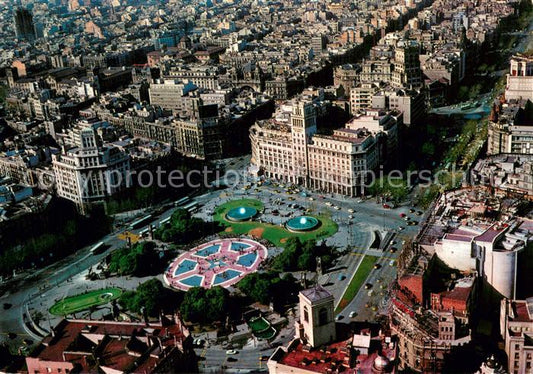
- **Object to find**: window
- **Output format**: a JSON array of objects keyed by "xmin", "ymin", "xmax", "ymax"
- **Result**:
[
  {"xmin": 304, "ymin": 306, "xmax": 309, "ymax": 323},
  {"xmin": 319, "ymin": 308, "xmax": 328, "ymax": 326}
]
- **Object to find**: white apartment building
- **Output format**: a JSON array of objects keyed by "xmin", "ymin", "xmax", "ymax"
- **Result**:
[
  {"xmin": 52, "ymin": 125, "xmax": 130, "ymax": 212},
  {"xmin": 506, "ymin": 54, "xmax": 533, "ymax": 102}
]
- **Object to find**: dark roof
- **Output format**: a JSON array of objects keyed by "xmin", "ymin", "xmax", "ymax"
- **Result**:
[{"xmin": 301, "ymin": 285, "xmax": 332, "ymax": 303}]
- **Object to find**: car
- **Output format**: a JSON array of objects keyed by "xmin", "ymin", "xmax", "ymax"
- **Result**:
[
  {"xmin": 261, "ymin": 355, "xmax": 270, "ymax": 361},
  {"xmin": 364, "ymin": 283, "xmax": 373, "ymax": 289},
  {"xmin": 3, "ymin": 303, "xmax": 12, "ymax": 310},
  {"xmin": 399, "ymin": 213, "xmax": 406, "ymax": 218},
  {"xmin": 309, "ymin": 197, "xmax": 314, "ymax": 201},
  {"xmin": 389, "ymin": 247, "xmax": 397, "ymax": 253},
  {"xmin": 334, "ymin": 206, "xmax": 340, "ymax": 210},
  {"xmin": 227, "ymin": 357, "xmax": 238, "ymax": 362},
  {"xmin": 389, "ymin": 260, "xmax": 396, "ymax": 267},
  {"xmin": 398, "ymin": 226, "xmax": 404, "ymax": 231},
  {"xmin": 193, "ymin": 338, "xmax": 205, "ymax": 347},
  {"xmin": 348, "ymin": 215, "xmax": 354, "ymax": 219},
  {"xmin": 348, "ymin": 208, "xmax": 354, "ymax": 213},
  {"xmin": 373, "ymin": 263, "xmax": 381, "ymax": 269},
  {"xmin": 383, "ymin": 204, "xmax": 391, "ymax": 209},
  {"xmin": 7, "ymin": 332, "xmax": 17, "ymax": 340},
  {"xmin": 349, "ymin": 311, "xmax": 357, "ymax": 318},
  {"xmin": 335, "ymin": 315, "xmax": 344, "ymax": 321},
  {"xmin": 325, "ymin": 202, "xmax": 333, "ymax": 206},
  {"xmin": 407, "ymin": 220, "xmax": 417, "ymax": 226},
  {"xmin": 404, "ymin": 216, "xmax": 410, "ymax": 221},
  {"xmin": 416, "ymin": 211, "xmax": 423, "ymax": 216},
  {"xmin": 226, "ymin": 350, "xmax": 238, "ymax": 355}
]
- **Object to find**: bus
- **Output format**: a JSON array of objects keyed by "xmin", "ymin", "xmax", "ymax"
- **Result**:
[
  {"xmin": 159, "ymin": 216, "xmax": 171, "ymax": 226},
  {"xmin": 182, "ymin": 201, "xmax": 199, "ymax": 213},
  {"xmin": 90, "ymin": 242, "xmax": 106, "ymax": 255},
  {"xmin": 129, "ymin": 214, "xmax": 153, "ymax": 230},
  {"xmin": 174, "ymin": 196, "xmax": 191, "ymax": 207}
]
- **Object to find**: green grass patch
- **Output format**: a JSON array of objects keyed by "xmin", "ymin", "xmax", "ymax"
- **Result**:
[
  {"xmin": 336, "ymin": 255, "xmax": 378, "ymax": 313},
  {"xmin": 49, "ymin": 288, "xmax": 123, "ymax": 316},
  {"xmin": 214, "ymin": 198, "xmax": 338, "ymax": 246}
]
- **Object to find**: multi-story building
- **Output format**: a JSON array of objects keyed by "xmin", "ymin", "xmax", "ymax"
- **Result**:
[
  {"xmin": 265, "ymin": 77, "xmax": 305, "ymax": 101},
  {"xmin": 268, "ymin": 286, "xmax": 398, "ymax": 373},
  {"xmin": 487, "ymin": 102, "xmax": 533, "ymax": 155},
  {"xmin": 25, "ymin": 314, "xmax": 195, "ymax": 374},
  {"xmin": 148, "ymin": 79, "xmax": 198, "ymax": 113},
  {"xmin": 392, "ymin": 41, "xmax": 422, "ymax": 89},
  {"xmin": 13, "ymin": 7, "xmax": 35, "ymax": 41},
  {"xmin": 500, "ymin": 297, "xmax": 533, "ymax": 374},
  {"xmin": 333, "ymin": 64, "xmax": 361, "ymax": 95},
  {"xmin": 360, "ymin": 59, "xmax": 394, "ymax": 85},
  {"xmin": 346, "ymin": 108, "xmax": 401, "ymax": 168},
  {"xmin": 52, "ymin": 123, "xmax": 130, "ymax": 212},
  {"xmin": 250, "ymin": 99, "xmax": 385, "ymax": 196},
  {"xmin": 471, "ymin": 154, "xmax": 533, "ymax": 197},
  {"xmin": 307, "ymin": 128, "xmax": 378, "ymax": 196},
  {"xmin": 506, "ymin": 54, "xmax": 533, "ymax": 102},
  {"xmin": 166, "ymin": 65, "xmax": 222, "ymax": 91},
  {"xmin": 173, "ymin": 115, "xmax": 226, "ymax": 160},
  {"xmin": 349, "ymin": 84, "xmax": 377, "ymax": 112},
  {"xmin": 371, "ymin": 88, "xmax": 425, "ymax": 126}
]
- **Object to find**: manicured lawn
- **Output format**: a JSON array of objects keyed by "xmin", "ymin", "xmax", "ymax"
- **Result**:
[
  {"xmin": 336, "ymin": 255, "xmax": 378, "ymax": 313},
  {"xmin": 49, "ymin": 288, "xmax": 123, "ymax": 316},
  {"xmin": 214, "ymin": 199, "xmax": 338, "ymax": 246}
]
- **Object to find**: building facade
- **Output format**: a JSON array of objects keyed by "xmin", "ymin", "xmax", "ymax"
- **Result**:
[{"xmin": 52, "ymin": 125, "xmax": 130, "ymax": 211}]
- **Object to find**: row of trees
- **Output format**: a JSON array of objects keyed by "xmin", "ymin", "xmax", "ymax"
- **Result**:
[
  {"xmin": 119, "ymin": 279, "xmax": 182, "ymax": 317},
  {"xmin": 119, "ymin": 272, "xmax": 301, "ymax": 323},
  {"xmin": 272, "ymin": 237, "xmax": 338, "ymax": 272},
  {"xmin": 0, "ymin": 199, "xmax": 111, "ymax": 276},
  {"xmin": 153, "ymin": 209, "xmax": 220, "ymax": 244},
  {"xmin": 108, "ymin": 241, "xmax": 163, "ymax": 276},
  {"xmin": 237, "ymin": 271, "xmax": 300, "ymax": 310}
]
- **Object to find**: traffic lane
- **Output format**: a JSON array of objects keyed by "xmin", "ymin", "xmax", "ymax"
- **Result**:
[
  {"xmin": 196, "ymin": 348, "xmax": 274, "ymax": 371},
  {"xmin": 337, "ymin": 251, "xmax": 398, "ymax": 322}
]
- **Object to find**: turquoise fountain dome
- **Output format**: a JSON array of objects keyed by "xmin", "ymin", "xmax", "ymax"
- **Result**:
[
  {"xmin": 285, "ymin": 216, "xmax": 320, "ymax": 232},
  {"xmin": 226, "ymin": 206, "xmax": 258, "ymax": 222}
]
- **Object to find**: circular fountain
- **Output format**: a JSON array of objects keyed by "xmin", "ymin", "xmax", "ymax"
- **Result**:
[
  {"xmin": 226, "ymin": 206, "xmax": 258, "ymax": 222},
  {"xmin": 285, "ymin": 216, "xmax": 320, "ymax": 232}
]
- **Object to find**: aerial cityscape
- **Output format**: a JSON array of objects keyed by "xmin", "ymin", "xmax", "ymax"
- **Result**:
[{"xmin": 0, "ymin": 0, "xmax": 532, "ymax": 372}]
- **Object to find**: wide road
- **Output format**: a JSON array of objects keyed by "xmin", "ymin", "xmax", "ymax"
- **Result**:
[{"xmin": 0, "ymin": 205, "xmax": 177, "ymax": 348}]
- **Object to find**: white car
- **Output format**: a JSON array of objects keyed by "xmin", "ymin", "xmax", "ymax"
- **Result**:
[
  {"xmin": 334, "ymin": 206, "xmax": 340, "ymax": 210},
  {"xmin": 348, "ymin": 215, "xmax": 353, "ymax": 219},
  {"xmin": 226, "ymin": 350, "xmax": 238, "ymax": 355},
  {"xmin": 349, "ymin": 311, "xmax": 357, "ymax": 318},
  {"xmin": 348, "ymin": 208, "xmax": 354, "ymax": 213},
  {"xmin": 325, "ymin": 202, "xmax": 333, "ymax": 206}
]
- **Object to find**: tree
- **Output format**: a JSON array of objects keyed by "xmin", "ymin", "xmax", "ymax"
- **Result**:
[
  {"xmin": 108, "ymin": 241, "xmax": 161, "ymax": 276},
  {"xmin": 154, "ymin": 209, "xmax": 218, "ymax": 244},
  {"xmin": 180, "ymin": 286, "xmax": 230, "ymax": 323},
  {"xmin": 118, "ymin": 279, "xmax": 182, "ymax": 317},
  {"xmin": 237, "ymin": 271, "xmax": 301, "ymax": 310}
]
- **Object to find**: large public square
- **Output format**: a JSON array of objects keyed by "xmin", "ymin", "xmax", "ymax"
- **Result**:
[{"xmin": 0, "ymin": 157, "xmax": 422, "ymax": 372}]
